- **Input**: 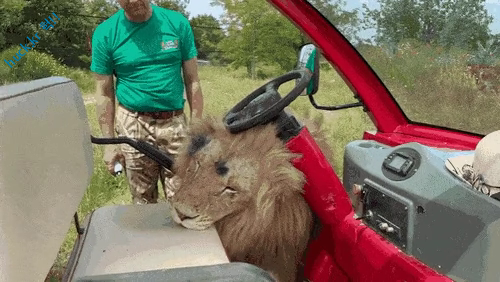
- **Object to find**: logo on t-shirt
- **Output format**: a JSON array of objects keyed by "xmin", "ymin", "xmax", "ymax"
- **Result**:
[{"xmin": 161, "ymin": 39, "xmax": 178, "ymax": 50}]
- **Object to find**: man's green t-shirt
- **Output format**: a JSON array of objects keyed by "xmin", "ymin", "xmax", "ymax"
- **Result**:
[
  {"xmin": 305, "ymin": 48, "xmax": 317, "ymax": 95},
  {"xmin": 90, "ymin": 4, "xmax": 197, "ymax": 112}
]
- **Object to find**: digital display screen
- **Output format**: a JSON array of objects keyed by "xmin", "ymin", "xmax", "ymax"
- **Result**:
[{"xmin": 388, "ymin": 155, "xmax": 406, "ymax": 169}]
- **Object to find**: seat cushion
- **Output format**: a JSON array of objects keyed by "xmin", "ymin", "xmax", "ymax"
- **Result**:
[{"xmin": 68, "ymin": 203, "xmax": 230, "ymax": 280}]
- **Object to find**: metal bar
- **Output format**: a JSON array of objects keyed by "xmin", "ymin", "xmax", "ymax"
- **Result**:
[{"xmin": 74, "ymin": 212, "xmax": 84, "ymax": 235}]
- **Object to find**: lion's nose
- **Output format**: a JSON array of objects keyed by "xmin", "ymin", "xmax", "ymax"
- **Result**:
[{"xmin": 175, "ymin": 208, "xmax": 192, "ymax": 221}]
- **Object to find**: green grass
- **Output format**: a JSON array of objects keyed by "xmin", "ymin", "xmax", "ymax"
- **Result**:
[
  {"xmin": 358, "ymin": 41, "xmax": 500, "ymax": 135},
  {"xmin": 44, "ymin": 64, "xmax": 374, "ymax": 281}
]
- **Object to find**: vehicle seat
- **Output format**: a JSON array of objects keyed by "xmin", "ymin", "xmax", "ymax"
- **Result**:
[{"xmin": 0, "ymin": 77, "xmax": 94, "ymax": 282}]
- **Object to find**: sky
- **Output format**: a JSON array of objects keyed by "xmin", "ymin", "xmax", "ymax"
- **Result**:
[
  {"xmin": 186, "ymin": 0, "xmax": 500, "ymax": 39},
  {"xmin": 186, "ymin": 1, "xmax": 223, "ymax": 19}
]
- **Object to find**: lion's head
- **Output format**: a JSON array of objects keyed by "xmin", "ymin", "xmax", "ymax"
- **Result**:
[{"xmin": 168, "ymin": 116, "xmax": 308, "ymax": 230}]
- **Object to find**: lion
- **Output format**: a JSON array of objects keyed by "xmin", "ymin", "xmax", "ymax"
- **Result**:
[{"xmin": 167, "ymin": 111, "xmax": 332, "ymax": 282}]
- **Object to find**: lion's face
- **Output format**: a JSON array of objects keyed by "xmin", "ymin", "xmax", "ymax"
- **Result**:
[
  {"xmin": 168, "ymin": 117, "xmax": 304, "ymax": 231},
  {"xmin": 169, "ymin": 136, "xmax": 259, "ymax": 230}
]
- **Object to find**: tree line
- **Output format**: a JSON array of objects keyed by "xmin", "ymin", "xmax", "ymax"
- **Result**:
[{"xmin": 1, "ymin": 0, "xmax": 497, "ymax": 78}]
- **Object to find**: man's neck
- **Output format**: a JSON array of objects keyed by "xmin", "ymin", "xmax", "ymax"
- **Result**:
[{"xmin": 125, "ymin": 6, "xmax": 153, "ymax": 23}]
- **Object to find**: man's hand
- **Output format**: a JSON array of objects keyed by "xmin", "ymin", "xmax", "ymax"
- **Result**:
[
  {"xmin": 351, "ymin": 184, "xmax": 364, "ymax": 218},
  {"xmin": 103, "ymin": 145, "xmax": 125, "ymax": 175},
  {"xmin": 182, "ymin": 57, "xmax": 203, "ymax": 121}
]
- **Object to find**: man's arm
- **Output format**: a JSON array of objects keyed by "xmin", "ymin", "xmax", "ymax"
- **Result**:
[
  {"xmin": 182, "ymin": 57, "xmax": 203, "ymax": 120},
  {"xmin": 95, "ymin": 74, "xmax": 116, "ymax": 137}
]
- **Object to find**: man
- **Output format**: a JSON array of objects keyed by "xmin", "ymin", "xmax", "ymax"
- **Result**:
[{"xmin": 90, "ymin": 0, "xmax": 204, "ymax": 204}]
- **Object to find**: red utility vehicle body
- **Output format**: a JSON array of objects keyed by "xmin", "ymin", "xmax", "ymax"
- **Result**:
[{"xmin": 268, "ymin": 0, "xmax": 482, "ymax": 280}]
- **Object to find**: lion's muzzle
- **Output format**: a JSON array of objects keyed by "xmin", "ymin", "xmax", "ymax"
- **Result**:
[
  {"xmin": 175, "ymin": 207, "xmax": 199, "ymax": 221},
  {"xmin": 169, "ymin": 203, "xmax": 214, "ymax": 230}
]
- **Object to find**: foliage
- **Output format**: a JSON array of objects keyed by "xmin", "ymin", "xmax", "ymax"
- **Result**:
[
  {"xmin": 0, "ymin": 0, "xmax": 27, "ymax": 48},
  {"xmin": 1, "ymin": 46, "xmax": 65, "ymax": 81},
  {"xmin": 153, "ymin": 0, "xmax": 190, "ymax": 18},
  {"xmin": 467, "ymin": 39, "xmax": 500, "ymax": 66},
  {"xmin": 23, "ymin": 0, "xmax": 95, "ymax": 68},
  {"xmin": 358, "ymin": 40, "xmax": 499, "ymax": 135},
  {"xmin": 0, "ymin": 46, "xmax": 95, "ymax": 93},
  {"xmin": 211, "ymin": 0, "xmax": 360, "ymax": 78},
  {"xmin": 84, "ymin": 0, "xmax": 120, "ymax": 19},
  {"xmin": 211, "ymin": 0, "xmax": 298, "ymax": 78},
  {"xmin": 190, "ymin": 14, "xmax": 225, "ymax": 62},
  {"xmin": 362, "ymin": 0, "xmax": 493, "ymax": 51},
  {"xmin": 307, "ymin": 0, "xmax": 361, "ymax": 43}
]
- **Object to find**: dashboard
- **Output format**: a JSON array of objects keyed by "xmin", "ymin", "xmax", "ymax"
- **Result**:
[{"xmin": 343, "ymin": 140, "xmax": 500, "ymax": 282}]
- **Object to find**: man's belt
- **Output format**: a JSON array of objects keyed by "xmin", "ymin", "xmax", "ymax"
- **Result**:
[
  {"xmin": 137, "ymin": 109, "xmax": 184, "ymax": 119},
  {"xmin": 118, "ymin": 103, "xmax": 184, "ymax": 119}
]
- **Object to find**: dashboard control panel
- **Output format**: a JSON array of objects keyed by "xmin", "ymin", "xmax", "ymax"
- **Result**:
[
  {"xmin": 361, "ymin": 180, "xmax": 413, "ymax": 251},
  {"xmin": 343, "ymin": 140, "xmax": 500, "ymax": 282}
]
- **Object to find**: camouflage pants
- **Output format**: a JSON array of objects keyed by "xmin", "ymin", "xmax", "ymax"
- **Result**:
[{"xmin": 115, "ymin": 104, "xmax": 188, "ymax": 204}]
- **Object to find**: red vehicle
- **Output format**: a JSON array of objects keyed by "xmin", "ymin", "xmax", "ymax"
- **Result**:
[{"xmin": 0, "ymin": 1, "xmax": 498, "ymax": 282}]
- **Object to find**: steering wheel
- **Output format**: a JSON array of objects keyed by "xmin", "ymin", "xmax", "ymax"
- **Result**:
[{"xmin": 223, "ymin": 69, "xmax": 312, "ymax": 134}]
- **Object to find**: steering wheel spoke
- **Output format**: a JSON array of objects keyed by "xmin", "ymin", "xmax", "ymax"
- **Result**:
[{"xmin": 223, "ymin": 69, "xmax": 311, "ymax": 134}]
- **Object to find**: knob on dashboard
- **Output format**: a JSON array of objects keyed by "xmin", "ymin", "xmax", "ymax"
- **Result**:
[{"xmin": 378, "ymin": 222, "xmax": 389, "ymax": 230}]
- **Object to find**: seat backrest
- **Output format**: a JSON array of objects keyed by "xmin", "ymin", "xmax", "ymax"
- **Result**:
[{"xmin": 0, "ymin": 77, "xmax": 93, "ymax": 282}]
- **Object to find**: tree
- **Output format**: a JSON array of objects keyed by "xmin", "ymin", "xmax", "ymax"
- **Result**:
[
  {"xmin": 307, "ymin": 0, "xmax": 361, "ymax": 43},
  {"xmin": 212, "ymin": 0, "xmax": 360, "ymax": 78},
  {"xmin": 190, "ymin": 15, "xmax": 225, "ymax": 61},
  {"xmin": 85, "ymin": 0, "xmax": 120, "ymax": 20},
  {"xmin": 2, "ymin": 0, "xmax": 95, "ymax": 68},
  {"xmin": 153, "ymin": 0, "xmax": 190, "ymax": 18},
  {"xmin": 0, "ymin": 0, "xmax": 27, "ymax": 50},
  {"xmin": 438, "ymin": 0, "xmax": 492, "ymax": 50},
  {"xmin": 211, "ymin": 0, "xmax": 303, "ymax": 78},
  {"xmin": 363, "ymin": 0, "xmax": 493, "ymax": 51}
]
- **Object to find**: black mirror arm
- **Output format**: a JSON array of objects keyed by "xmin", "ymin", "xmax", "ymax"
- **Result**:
[{"xmin": 308, "ymin": 94, "xmax": 363, "ymax": 111}]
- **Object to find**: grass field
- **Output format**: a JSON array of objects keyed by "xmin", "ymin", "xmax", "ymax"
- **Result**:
[{"xmin": 44, "ymin": 64, "xmax": 375, "ymax": 280}]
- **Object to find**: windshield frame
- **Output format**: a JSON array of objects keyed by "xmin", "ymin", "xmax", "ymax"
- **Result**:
[
  {"xmin": 267, "ymin": 0, "xmax": 483, "ymax": 150},
  {"xmin": 299, "ymin": 0, "xmax": 491, "ymax": 140}
]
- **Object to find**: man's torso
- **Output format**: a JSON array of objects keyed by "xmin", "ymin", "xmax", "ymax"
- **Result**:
[{"xmin": 92, "ymin": 5, "xmax": 191, "ymax": 112}]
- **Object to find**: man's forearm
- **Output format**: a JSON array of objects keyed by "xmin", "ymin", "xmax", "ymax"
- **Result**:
[
  {"xmin": 96, "ymin": 90, "xmax": 116, "ymax": 138},
  {"xmin": 186, "ymin": 80, "xmax": 203, "ymax": 119}
]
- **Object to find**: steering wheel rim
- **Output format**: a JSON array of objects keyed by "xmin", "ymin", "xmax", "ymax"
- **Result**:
[{"xmin": 223, "ymin": 69, "xmax": 312, "ymax": 134}]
